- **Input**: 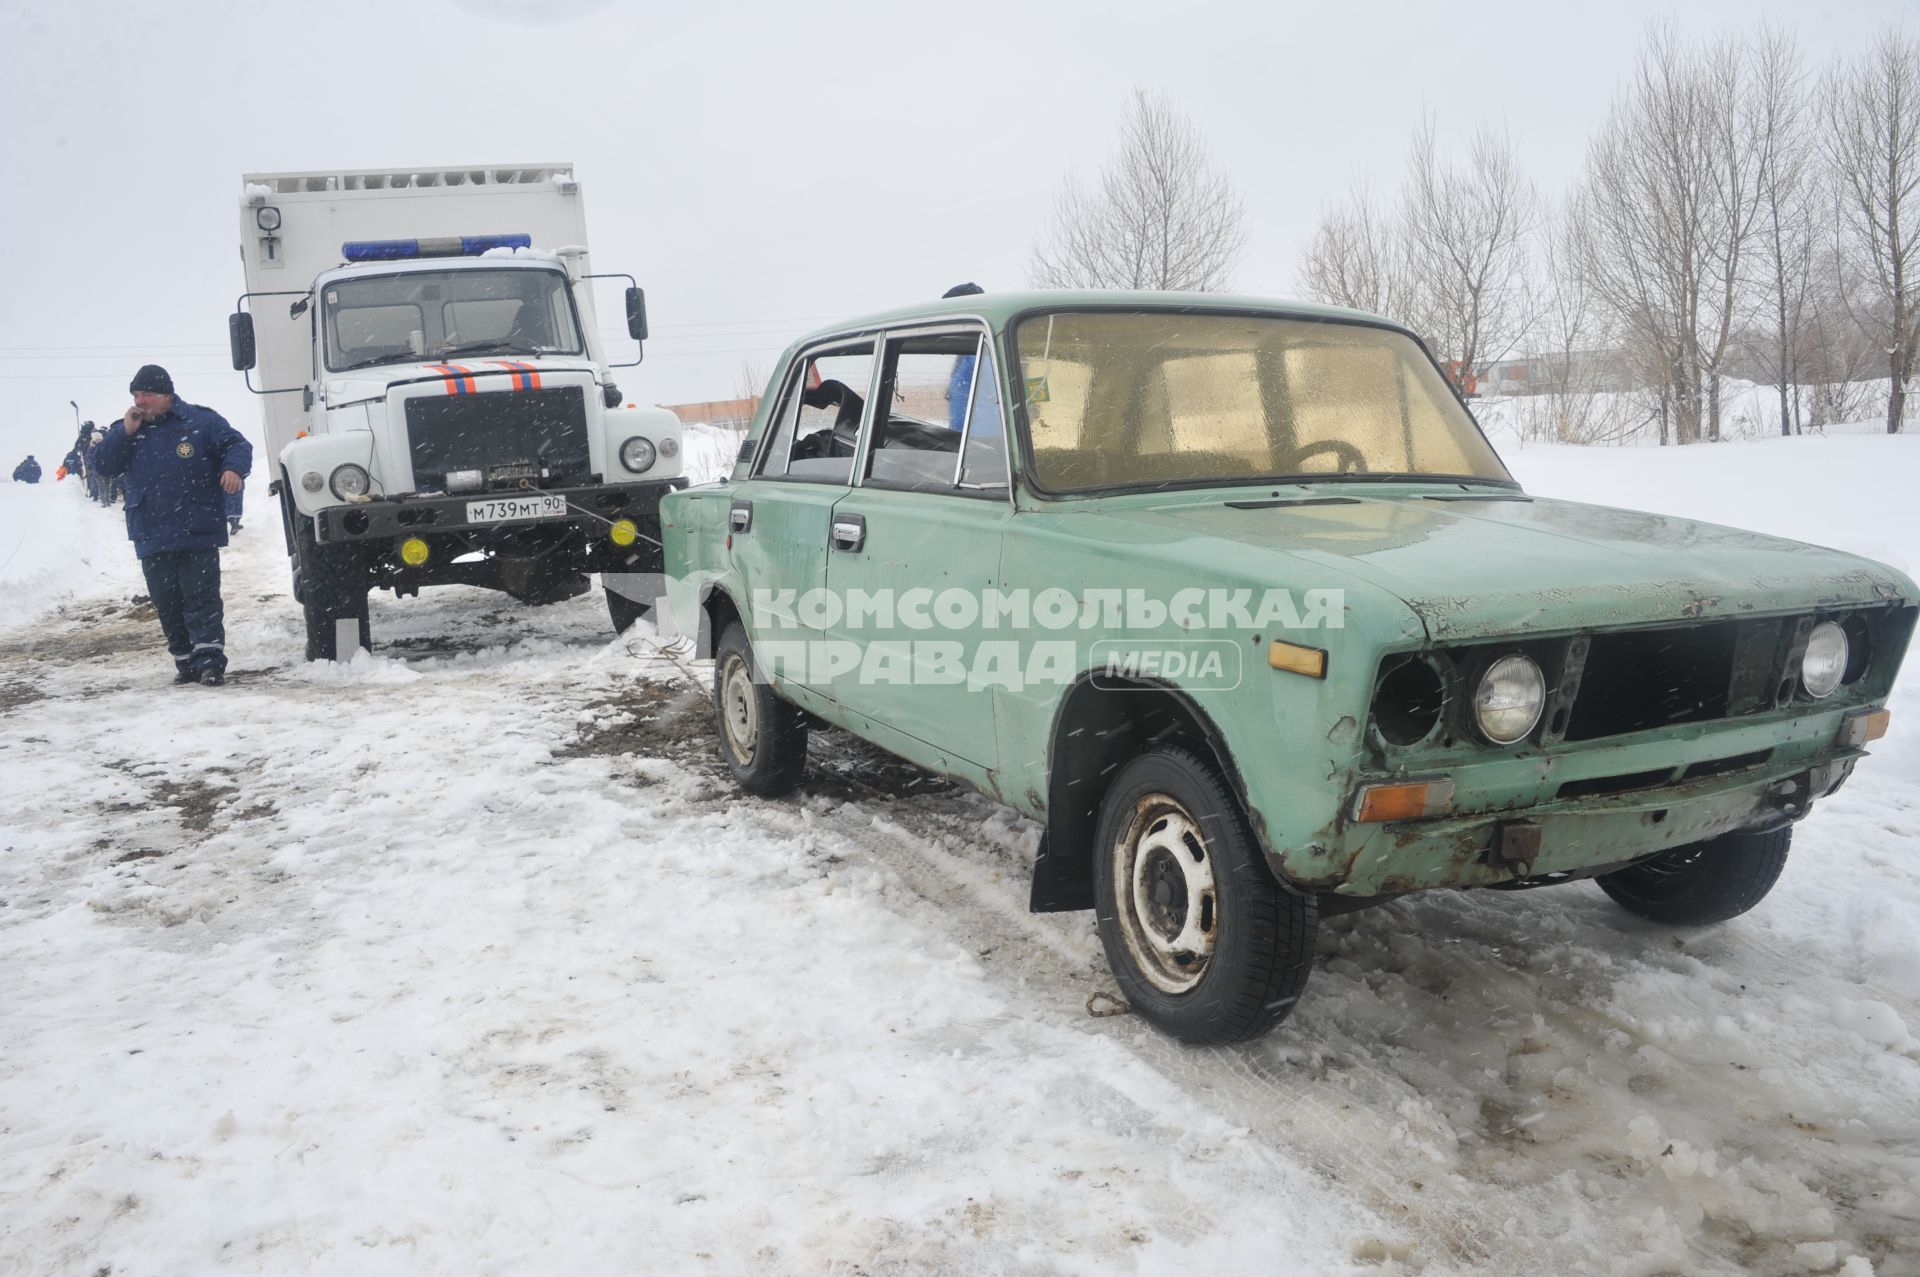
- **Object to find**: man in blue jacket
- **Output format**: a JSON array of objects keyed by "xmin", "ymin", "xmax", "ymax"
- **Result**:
[{"xmin": 92, "ymin": 365, "xmax": 252, "ymax": 686}]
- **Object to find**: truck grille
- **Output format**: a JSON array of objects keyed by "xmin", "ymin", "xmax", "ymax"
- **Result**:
[{"xmin": 405, "ymin": 386, "xmax": 590, "ymax": 492}]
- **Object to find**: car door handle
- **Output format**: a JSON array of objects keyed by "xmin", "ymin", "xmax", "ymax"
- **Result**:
[
  {"xmin": 830, "ymin": 513, "xmax": 866, "ymax": 552},
  {"xmin": 729, "ymin": 500, "xmax": 753, "ymax": 533}
]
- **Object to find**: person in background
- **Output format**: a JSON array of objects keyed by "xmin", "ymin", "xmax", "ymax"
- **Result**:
[
  {"xmin": 84, "ymin": 427, "xmax": 105, "ymax": 502},
  {"xmin": 91, "ymin": 365, "xmax": 252, "ymax": 687},
  {"xmin": 60, "ymin": 443, "xmax": 84, "ymax": 481},
  {"xmin": 12, "ymin": 455, "xmax": 41, "ymax": 483}
]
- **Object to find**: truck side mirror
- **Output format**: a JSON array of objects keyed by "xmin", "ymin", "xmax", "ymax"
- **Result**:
[
  {"xmin": 625, "ymin": 287, "xmax": 648, "ymax": 342},
  {"xmin": 228, "ymin": 312, "xmax": 258, "ymax": 371}
]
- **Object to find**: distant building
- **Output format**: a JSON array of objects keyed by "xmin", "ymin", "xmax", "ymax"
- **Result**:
[
  {"xmin": 1480, "ymin": 350, "xmax": 1632, "ymax": 396},
  {"xmin": 662, "ymin": 397, "xmax": 759, "ymax": 431}
]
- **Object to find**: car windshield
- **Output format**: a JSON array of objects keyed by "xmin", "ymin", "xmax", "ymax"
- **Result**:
[
  {"xmin": 322, "ymin": 267, "xmax": 585, "ymax": 372},
  {"xmin": 1011, "ymin": 310, "xmax": 1511, "ymax": 492}
]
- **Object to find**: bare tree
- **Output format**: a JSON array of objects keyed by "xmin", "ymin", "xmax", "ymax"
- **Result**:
[
  {"xmin": 1524, "ymin": 194, "xmax": 1627, "ymax": 442},
  {"xmin": 1823, "ymin": 28, "xmax": 1920, "ymax": 433},
  {"xmin": 1401, "ymin": 120, "xmax": 1541, "ymax": 386},
  {"xmin": 1296, "ymin": 181, "xmax": 1413, "ymax": 318},
  {"xmin": 1699, "ymin": 37, "xmax": 1770, "ymax": 441},
  {"xmin": 1029, "ymin": 88, "xmax": 1247, "ymax": 291},
  {"xmin": 1749, "ymin": 27, "xmax": 1817, "ymax": 436},
  {"xmin": 1576, "ymin": 25, "xmax": 1734, "ymax": 444}
]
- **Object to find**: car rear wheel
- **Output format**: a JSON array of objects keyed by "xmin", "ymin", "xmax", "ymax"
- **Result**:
[
  {"xmin": 1092, "ymin": 746, "xmax": 1317, "ymax": 1045},
  {"xmin": 1595, "ymin": 826, "xmax": 1792, "ymax": 925},
  {"xmin": 713, "ymin": 621, "xmax": 808, "ymax": 797}
]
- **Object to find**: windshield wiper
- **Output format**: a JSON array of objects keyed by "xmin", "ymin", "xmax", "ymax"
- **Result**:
[
  {"xmin": 1293, "ymin": 471, "xmax": 1519, "ymax": 488},
  {"xmin": 435, "ymin": 341, "xmax": 533, "ymax": 359}
]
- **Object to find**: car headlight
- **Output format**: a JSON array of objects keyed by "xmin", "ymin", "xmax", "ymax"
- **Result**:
[
  {"xmin": 1801, "ymin": 621, "xmax": 1849, "ymax": 699},
  {"xmin": 329, "ymin": 463, "xmax": 371, "ymax": 500},
  {"xmin": 1474, "ymin": 654, "xmax": 1545, "ymax": 744},
  {"xmin": 620, "ymin": 436, "xmax": 658, "ymax": 474}
]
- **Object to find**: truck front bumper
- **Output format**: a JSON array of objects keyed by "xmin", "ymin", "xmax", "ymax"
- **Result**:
[{"xmin": 315, "ymin": 479, "xmax": 684, "ymax": 546}]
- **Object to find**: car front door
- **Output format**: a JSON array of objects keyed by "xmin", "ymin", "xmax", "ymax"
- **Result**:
[{"xmin": 728, "ymin": 339, "xmax": 878, "ymax": 705}]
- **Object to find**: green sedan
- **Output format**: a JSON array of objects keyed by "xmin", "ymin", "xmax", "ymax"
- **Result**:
[{"xmin": 660, "ymin": 290, "xmax": 1915, "ymax": 1045}]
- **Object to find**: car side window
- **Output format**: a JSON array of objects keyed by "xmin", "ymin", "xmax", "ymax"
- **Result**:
[
  {"xmin": 957, "ymin": 345, "xmax": 1007, "ymax": 492},
  {"xmin": 757, "ymin": 343, "xmax": 875, "ymax": 482},
  {"xmin": 865, "ymin": 331, "xmax": 1007, "ymax": 495}
]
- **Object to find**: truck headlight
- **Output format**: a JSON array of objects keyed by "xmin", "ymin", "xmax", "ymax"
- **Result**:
[
  {"xmin": 300, "ymin": 470, "xmax": 324, "ymax": 493},
  {"xmin": 330, "ymin": 463, "xmax": 371, "ymax": 500},
  {"xmin": 1474, "ymin": 654, "xmax": 1545, "ymax": 745},
  {"xmin": 1801, "ymin": 621, "xmax": 1849, "ymax": 699},
  {"xmin": 659, "ymin": 436, "xmax": 680, "ymax": 459},
  {"xmin": 620, "ymin": 437, "xmax": 657, "ymax": 474}
]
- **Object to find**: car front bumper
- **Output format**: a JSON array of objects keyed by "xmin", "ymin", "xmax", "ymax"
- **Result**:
[{"xmin": 1295, "ymin": 703, "xmax": 1885, "ymax": 896}]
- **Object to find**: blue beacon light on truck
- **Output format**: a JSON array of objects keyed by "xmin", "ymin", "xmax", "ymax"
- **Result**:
[{"xmin": 341, "ymin": 234, "xmax": 532, "ymax": 262}]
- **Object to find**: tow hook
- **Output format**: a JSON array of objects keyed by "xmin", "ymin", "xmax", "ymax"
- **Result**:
[
  {"xmin": 1750, "ymin": 772, "xmax": 1815, "ymax": 832},
  {"xmin": 1486, "ymin": 820, "xmax": 1541, "ymax": 876}
]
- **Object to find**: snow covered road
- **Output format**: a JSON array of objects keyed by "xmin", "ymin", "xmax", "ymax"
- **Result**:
[{"xmin": 3, "ymin": 433, "xmax": 1919, "ymax": 1276}]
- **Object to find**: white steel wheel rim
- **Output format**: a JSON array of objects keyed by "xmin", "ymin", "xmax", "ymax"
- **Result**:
[
  {"xmin": 1114, "ymin": 794, "xmax": 1219, "ymax": 994},
  {"xmin": 720, "ymin": 653, "xmax": 758, "ymax": 764}
]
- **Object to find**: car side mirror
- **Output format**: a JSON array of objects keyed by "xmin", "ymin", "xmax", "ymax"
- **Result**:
[
  {"xmin": 625, "ymin": 286, "xmax": 648, "ymax": 342},
  {"xmin": 228, "ymin": 312, "xmax": 257, "ymax": 371}
]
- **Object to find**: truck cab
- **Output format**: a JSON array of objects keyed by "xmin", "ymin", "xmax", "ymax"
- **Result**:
[{"xmin": 230, "ymin": 165, "xmax": 682, "ymax": 659}]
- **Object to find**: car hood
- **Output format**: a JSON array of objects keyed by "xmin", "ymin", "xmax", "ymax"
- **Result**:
[{"xmin": 1107, "ymin": 491, "xmax": 1914, "ymax": 640}]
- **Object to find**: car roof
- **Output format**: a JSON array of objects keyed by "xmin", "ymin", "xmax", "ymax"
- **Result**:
[{"xmin": 789, "ymin": 290, "xmax": 1403, "ymax": 347}]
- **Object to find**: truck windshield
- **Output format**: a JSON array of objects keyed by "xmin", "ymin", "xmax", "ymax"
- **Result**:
[
  {"xmin": 1011, "ymin": 311, "xmax": 1512, "ymax": 493},
  {"xmin": 321, "ymin": 267, "xmax": 586, "ymax": 372}
]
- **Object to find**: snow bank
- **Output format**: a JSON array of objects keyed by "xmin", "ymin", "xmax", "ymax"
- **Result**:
[
  {"xmin": 681, "ymin": 421, "xmax": 745, "ymax": 486},
  {"xmin": 0, "ymin": 476, "xmax": 140, "ymax": 630}
]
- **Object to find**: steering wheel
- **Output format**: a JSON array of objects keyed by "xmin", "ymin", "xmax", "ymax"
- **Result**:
[
  {"xmin": 828, "ymin": 417, "xmax": 861, "ymax": 458},
  {"xmin": 1292, "ymin": 439, "xmax": 1367, "ymax": 473}
]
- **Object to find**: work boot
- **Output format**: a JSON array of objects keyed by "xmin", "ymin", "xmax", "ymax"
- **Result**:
[
  {"xmin": 228, "ymin": 518, "xmax": 242, "ymax": 534},
  {"xmin": 173, "ymin": 668, "xmax": 198, "ymax": 685},
  {"xmin": 199, "ymin": 668, "xmax": 226, "ymax": 687}
]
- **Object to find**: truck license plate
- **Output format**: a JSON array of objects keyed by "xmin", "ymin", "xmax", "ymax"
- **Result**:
[{"xmin": 466, "ymin": 494, "xmax": 568, "ymax": 525}]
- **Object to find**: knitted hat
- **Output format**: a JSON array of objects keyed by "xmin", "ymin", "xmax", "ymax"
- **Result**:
[{"xmin": 129, "ymin": 364, "xmax": 174, "ymax": 395}]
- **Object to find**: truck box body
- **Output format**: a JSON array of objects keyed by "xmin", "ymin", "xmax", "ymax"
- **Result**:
[{"xmin": 240, "ymin": 164, "xmax": 597, "ymax": 461}]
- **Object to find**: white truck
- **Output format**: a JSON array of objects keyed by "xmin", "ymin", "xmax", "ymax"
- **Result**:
[{"xmin": 229, "ymin": 163, "xmax": 683, "ymax": 660}]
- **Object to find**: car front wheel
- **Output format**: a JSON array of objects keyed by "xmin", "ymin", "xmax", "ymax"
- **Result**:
[
  {"xmin": 1594, "ymin": 826, "xmax": 1791, "ymax": 925},
  {"xmin": 1092, "ymin": 746, "xmax": 1317, "ymax": 1045},
  {"xmin": 713, "ymin": 621, "xmax": 808, "ymax": 797}
]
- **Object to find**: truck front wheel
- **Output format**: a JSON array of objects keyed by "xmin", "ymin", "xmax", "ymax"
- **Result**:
[
  {"xmin": 1092, "ymin": 746, "xmax": 1317, "ymax": 1045},
  {"xmin": 297, "ymin": 519, "xmax": 370, "ymax": 662},
  {"xmin": 606, "ymin": 586, "xmax": 651, "ymax": 635}
]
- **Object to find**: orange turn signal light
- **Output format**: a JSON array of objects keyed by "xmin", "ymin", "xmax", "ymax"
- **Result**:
[
  {"xmin": 1352, "ymin": 777, "xmax": 1455, "ymax": 823},
  {"xmin": 1268, "ymin": 640, "xmax": 1327, "ymax": 679},
  {"xmin": 1838, "ymin": 708, "xmax": 1891, "ymax": 749}
]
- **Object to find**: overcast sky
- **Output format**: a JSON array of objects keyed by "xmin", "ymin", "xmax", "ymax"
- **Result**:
[{"xmin": 2, "ymin": 0, "xmax": 1911, "ymax": 460}]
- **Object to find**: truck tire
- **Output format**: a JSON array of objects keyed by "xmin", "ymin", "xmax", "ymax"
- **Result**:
[
  {"xmin": 297, "ymin": 518, "xmax": 370, "ymax": 662},
  {"xmin": 1092, "ymin": 746, "xmax": 1317, "ymax": 1045},
  {"xmin": 713, "ymin": 621, "xmax": 808, "ymax": 797},
  {"xmin": 1594, "ymin": 826, "xmax": 1791, "ymax": 925},
  {"xmin": 606, "ymin": 586, "xmax": 651, "ymax": 635}
]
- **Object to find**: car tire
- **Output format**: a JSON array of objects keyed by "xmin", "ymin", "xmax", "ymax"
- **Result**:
[
  {"xmin": 713, "ymin": 621, "xmax": 808, "ymax": 797},
  {"xmin": 297, "ymin": 518, "xmax": 370, "ymax": 663},
  {"xmin": 1594, "ymin": 826, "xmax": 1792, "ymax": 925},
  {"xmin": 1092, "ymin": 746, "xmax": 1317, "ymax": 1045},
  {"xmin": 606, "ymin": 586, "xmax": 651, "ymax": 635}
]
